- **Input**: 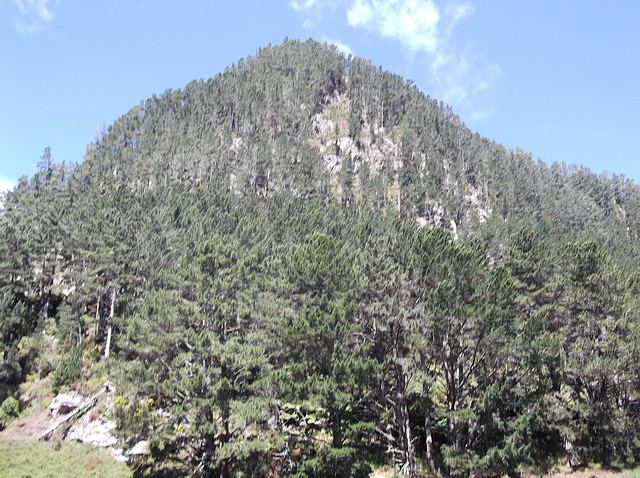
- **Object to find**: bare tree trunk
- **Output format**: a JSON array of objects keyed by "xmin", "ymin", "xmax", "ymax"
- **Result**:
[
  {"xmin": 600, "ymin": 377, "xmax": 608, "ymax": 465},
  {"xmin": 395, "ymin": 360, "xmax": 416, "ymax": 477},
  {"xmin": 550, "ymin": 366, "xmax": 561, "ymax": 458},
  {"xmin": 421, "ymin": 352, "xmax": 435, "ymax": 472},
  {"xmin": 105, "ymin": 288, "xmax": 116, "ymax": 360},
  {"xmin": 94, "ymin": 293, "xmax": 101, "ymax": 336},
  {"xmin": 444, "ymin": 345, "xmax": 460, "ymax": 452},
  {"xmin": 104, "ymin": 326, "xmax": 112, "ymax": 360},
  {"xmin": 424, "ymin": 385, "xmax": 435, "ymax": 472}
]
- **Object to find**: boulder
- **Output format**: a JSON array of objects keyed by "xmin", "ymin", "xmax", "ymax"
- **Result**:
[
  {"xmin": 128, "ymin": 440, "xmax": 150, "ymax": 455},
  {"xmin": 48, "ymin": 392, "xmax": 84, "ymax": 416},
  {"xmin": 67, "ymin": 417, "xmax": 117, "ymax": 447}
]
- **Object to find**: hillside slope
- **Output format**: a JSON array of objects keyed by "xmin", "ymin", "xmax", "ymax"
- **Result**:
[
  {"xmin": 78, "ymin": 39, "xmax": 640, "ymax": 243},
  {"xmin": 1, "ymin": 39, "xmax": 640, "ymax": 477}
]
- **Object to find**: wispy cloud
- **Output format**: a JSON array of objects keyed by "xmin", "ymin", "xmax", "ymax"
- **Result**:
[
  {"xmin": 322, "ymin": 36, "xmax": 354, "ymax": 56},
  {"xmin": 289, "ymin": 0, "xmax": 320, "ymax": 11},
  {"xmin": 289, "ymin": 0, "xmax": 342, "ymax": 10},
  {"xmin": 429, "ymin": 45, "xmax": 500, "ymax": 119},
  {"xmin": 289, "ymin": 0, "xmax": 342, "ymax": 26},
  {"xmin": 427, "ymin": 2, "xmax": 499, "ymax": 117},
  {"xmin": 0, "ymin": 179, "xmax": 14, "ymax": 192},
  {"xmin": 10, "ymin": 0, "xmax": 56, "ymax": 34},
  {"xmin": 0, "ymin": 179, "xmax": 14, "ymax": 210},
  {"xmin": 289, "ymin": 0, "xmax": 500, "ymax": 120},
  {"xmin": 347, "ymin": 0, "xmax": 440, "ymax": 54},
  {"xmin": 346, "ymin": 0, "xmax": 498, "ymax": 117}
]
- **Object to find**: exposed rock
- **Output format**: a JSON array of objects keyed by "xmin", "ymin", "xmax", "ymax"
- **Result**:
[
  {"xmin": 51, "ymin": 386, "xmax": 124, "ymax": 462},
  {"xmin": 110, "ymin": 447, "xmax": 127, "ymax": 462},
  {"xmin": 128, "ymin": 440, "xmax": 150, "ymax": 455},
  {"xmin": 67, "ymin": 416, "xmax": 117, "ymax": 447},
  {"xmin": 48, "ymin": 392, "xmax": 84, "ymax": 416},
  {"xmin": 39, "ymin": 382, "xmax": 114, "ymax": 443}
]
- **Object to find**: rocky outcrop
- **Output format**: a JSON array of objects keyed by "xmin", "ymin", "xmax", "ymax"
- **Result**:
[
  {"xmin": 39, "ymin": 382, "xmax": 128, "ymax": 462},
  {"xmin": 39, "ymin": 382, "xmax": 112, "ymax": 441},
  {"xmin": 128, "ymin": 440, "xmax": 150, "ymax": 456},
  {"xmin": 67, "ymin": 416, "xmax": 117, "ymax": 447},
  {"xmin": 48, "ymin": 392, "xmax": 85, "ymax": 416}
]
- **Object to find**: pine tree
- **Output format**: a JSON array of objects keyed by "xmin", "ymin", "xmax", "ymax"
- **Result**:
[
  {"xmin": 280, "ymin": 232, "xmax": 378, "ymax": 477},
  {"xmin": 412, "ymin": 228, "xmax": 516, "ymax": 476}
]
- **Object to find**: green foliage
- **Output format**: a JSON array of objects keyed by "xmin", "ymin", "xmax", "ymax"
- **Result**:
[
  {"xmin": 441, "ymin": 445, "xmax": 485, "ymax": 478},
  {"xmin": 165, "ymin": 327, "xmax": 274, "ymax": 476},
  {"xmin": 51, "ymin": 349, "xmax": 82, "ymax": 394},
  {"xmin": 112, "ymin": 396, "xmax": 155, "ymax": 441},
  {"xmin": 0, "ymin": 395, "xmax": 20, "ymax": 429},
  {"xmin": 290, "ymin": 445, "xmax": 371, "ymax": 478}
]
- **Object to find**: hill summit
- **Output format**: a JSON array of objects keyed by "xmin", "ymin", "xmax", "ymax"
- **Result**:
[{"xmin": 78, "ymin": 39, "xmax": 640, "ymax": 239}]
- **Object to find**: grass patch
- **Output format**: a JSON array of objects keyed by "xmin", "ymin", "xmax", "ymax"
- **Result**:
[
  {"xmin": 621, "ymin": 471, "xmax": 640, "ymax": 478},
  {"xmin": 0, "ymin": 439, "xmax": 132, "ymax": 478}
]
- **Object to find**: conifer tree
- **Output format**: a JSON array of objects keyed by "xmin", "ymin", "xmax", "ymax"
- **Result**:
[{"xmin": 280, "ymin": 232, "xmax": 377, "ymax": 477}]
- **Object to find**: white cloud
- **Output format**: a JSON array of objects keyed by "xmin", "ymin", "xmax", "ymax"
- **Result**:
[
  {"xmin": 0, "ymin": 180, "xmax": 14, "ymax": 210},
  {"xmin": 445, "ymin": 2, "xmax": 472, "ymax": 24},
  {"xmin": 289, "ymin": 0, "xmax": 327, "ymax": 11},
  {"xmin": 11, "ymin": 0, "xmax": 53, "ymax": 21},
  {"xmin": 10, "ymin": 0, "xmax": 55, "ymax": 34},
  {"xmin": 346, "ymin": 1, "xmax": 373, "ymax": 27},
  {"xmin": 288, "ymin": 0, "xmax": 500, "ymax": 119},
  {"xmin": 289, "ymin": 0, "xmax": 344, "ymax": 27},
  {"xmin": 322, "ymin": 36, "xmax": 354, "ymax": 56},
  {"xmin": 347, "ymin": 0, "xmax": 440, "ymax": 54},
  {"xmin": 0, "ymin": 180, "xmax": 14, "ymax": 193},
  {"xmin": 430, "ymin": 47, "xmax": 500, "ymax": 116},
  {"xmin": 345, "ymin": 0, "xmax": 498, "ymax": 119},
  {"xmin": 289, "ymin": 0, "xmax": 343, "ymax": 16},
  {"xmin": 443, "ymin": 2, "xmax": 472, "ymax": 37}
]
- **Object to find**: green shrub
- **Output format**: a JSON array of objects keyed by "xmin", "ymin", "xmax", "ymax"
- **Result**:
[
  {"xmin": 38, "ymin": 356, "xmax": 54, "ymax": 378},
  {"xmin": 112, "ymin": 396, "xmax": 155, "ymax": 441},
  {"xmin": 0, "ymin": 396, "xmax": 20, "ymax": 430},
  {"xmin": 51, "ymin": 350, "xmax": 82, "ymax": 394}
]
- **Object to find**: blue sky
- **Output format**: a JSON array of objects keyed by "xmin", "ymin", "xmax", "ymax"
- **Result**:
[{"xmin": 1, "ymin": 0, "xmax": 639, "ymax": 192}]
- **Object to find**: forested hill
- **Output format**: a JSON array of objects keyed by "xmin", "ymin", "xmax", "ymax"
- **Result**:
[
  {"xmin": 78, "ymin": 39, "xmax": 640, "ymax": 244},
  {"xmin": 2, "ymin": 38, "xmax": 640, "ymax": 477}
]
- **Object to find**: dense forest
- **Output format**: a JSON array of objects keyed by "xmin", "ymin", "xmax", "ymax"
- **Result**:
[{"xmin": 2, "ymin": 39, "xmax": 640, "ymax": 477}]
